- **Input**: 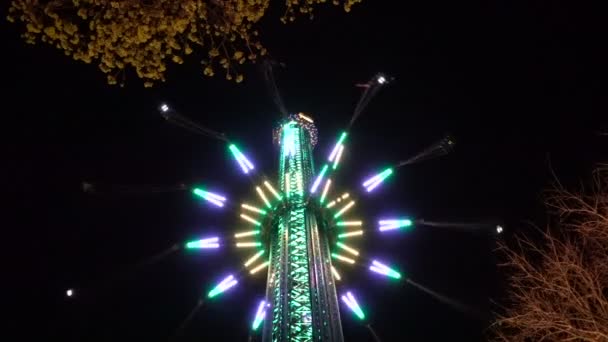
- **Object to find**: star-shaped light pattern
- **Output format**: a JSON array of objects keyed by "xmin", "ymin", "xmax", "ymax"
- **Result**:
[
  {"xmin": 182, "ymin": 106, "xmax": 456, "ymax": 336},
  {"xmin": 141, "ymin": 73, "xmax": 470, "ymax": 339}
]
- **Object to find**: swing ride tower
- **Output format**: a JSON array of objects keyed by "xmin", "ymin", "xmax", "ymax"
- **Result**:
[{"xmin": 263, "ymin": 115, "xmax": 343, "ymax": 342}]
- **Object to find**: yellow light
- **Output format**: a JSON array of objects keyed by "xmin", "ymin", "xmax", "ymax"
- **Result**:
[
  {"xmin": 240, "ymin": 213, "xmax": 262, "ymax": 226},
  {"xmin": 336, "ymin": 242, "xmax": 359, "ymax": 256},
  {"xmin": 263, "ymin": 181, "xmax": 282, "ymax": 201},
  {"xmin": 337, "ymin": 221, "xmax": 362, "ymax": 226},
  {"xmin": 249, "ymin": 261, "xmax": 270, "ymax": 274},
  {"xmin": 332, "ymin": 253, "xmax": 356, "ymax": 264},
  {"xmin": 327, "ymin": 193, "xmax": 349, "ymax": 209},
  {"xmin": 234, "ymin": 230, "xmax": 260, "ymax": 238},
  {"xmin": 244, "ymin": 250, "xmax": 265, "ymax": 267},
  {"xmin": 236, "ymin": 242, "xmax": 262, "ymax": 248},
  {"xmin": 320, "ymin": 179, "xmax": 331, "ymax": 204},
  {"xmin": 241, "ymin": 203, "xmax": 267, "ymax": 215},
  {"xmin": 298, "ymin": 113, "xmax": 314, "ymax": 123},
  {"xmin": 331, "ymin": 266, "xmax": 342, "ymax": 281},
  {"xmin": 334, "ymin": 200, "xmax": 355, "ymax": 218},
  {"xmin": 256, "ymin": 186, "xmax": 271, "ymax": 208},
  {"xmin": 338, "ymin": 230, "xmax": 364, "ymax": 238}
]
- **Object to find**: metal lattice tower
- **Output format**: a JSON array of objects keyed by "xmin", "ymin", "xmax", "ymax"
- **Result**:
[{"xmin": 263, "ymin": 117, "xmax": 344, "ymax": 342}]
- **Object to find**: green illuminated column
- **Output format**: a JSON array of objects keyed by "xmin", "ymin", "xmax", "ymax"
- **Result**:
[{"xmin": 264, "ymin": 118, "xmax": 343, "ymax": 342}]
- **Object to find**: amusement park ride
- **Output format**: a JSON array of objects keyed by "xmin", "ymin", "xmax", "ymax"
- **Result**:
[{"xmin": 77, "ymin": 68, "xmax": 501, "ymax": 341}]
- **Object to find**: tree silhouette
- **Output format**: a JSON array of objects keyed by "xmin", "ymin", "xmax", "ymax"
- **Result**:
[
  {"xmin": 7, "ymin": 0, "xmax": 362, "ymax": 86},
  {"xmin": 493, "ymin": 166, "xmax": 608, "ymax": 341}
]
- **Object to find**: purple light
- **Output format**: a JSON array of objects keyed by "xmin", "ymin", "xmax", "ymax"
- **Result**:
[
  {"xmin": 208, "ymin": 274, "xmax": 238, "ymax": 298},
  {"xmin": 310, "ymin": 164, "xmax": 329, "ymax": 193},
  {"xmin": 186, "ymin": 237, "xmax": 220, "ymax": 249},
  {"xmin": 369, "ymin": 260, "xmax": 402, "ymax": 279},
  {"xmin": 252, "ymin": 300, "xmax": 267, "ymax": 330},
  {"xmin": 365, "ymin": 179, "xmax": 383, "ymax": 192},
  {"xmin": 340, "ymin": 291, "xmax": 365, "ymax": 319},
  {"xmin": 329, "ymin": 143, "xmax": 341, "ymax": 162}
]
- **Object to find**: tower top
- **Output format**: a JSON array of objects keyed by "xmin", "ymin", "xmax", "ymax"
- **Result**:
[{"xmin": 273, "ymin": 113, "xmax": 318, "ymax": 147}]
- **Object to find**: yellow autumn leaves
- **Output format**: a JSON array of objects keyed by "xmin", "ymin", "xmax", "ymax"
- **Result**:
[{"xmin": 7, "ymin": 0, "xmax": 362, "ymax": 87}]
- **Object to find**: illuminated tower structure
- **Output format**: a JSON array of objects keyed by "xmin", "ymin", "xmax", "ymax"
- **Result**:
[{"xmin": 263, "ymin": 115, "xmax": 344, "ymax": 342}]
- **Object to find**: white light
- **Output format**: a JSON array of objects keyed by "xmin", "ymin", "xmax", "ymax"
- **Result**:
[
  {"xmin": 66, "ymin": 289, "xmax": 73, "ymax": 297},
  {"xmin": 377, "ymin": 75, "xmax": 387, "ymax": 84},
  {"xmin": 298, "ymin": 113, "xmax": 314, "ymax": 123},
  {"xmin": 496, "ymin": 225, "xmax": 503, "ymax": 234},
  {"xmin": 160, "ymin": 104, "xmax": 169, "ymax": 112}
]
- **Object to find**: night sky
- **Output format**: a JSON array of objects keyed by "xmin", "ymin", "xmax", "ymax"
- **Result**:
[{"xmin": 5, "ymin": 1, "xmax": 606, "ymax": 341}]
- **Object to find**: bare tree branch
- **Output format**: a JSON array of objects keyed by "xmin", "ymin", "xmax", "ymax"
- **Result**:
[{"xmin": 491, "ymin": 167, "xmax": 608, "ymax": 341}]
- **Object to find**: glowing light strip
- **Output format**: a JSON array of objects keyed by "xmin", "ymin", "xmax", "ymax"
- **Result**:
[
  {"xmin": 233, "ymin": 152, "xmax": 248, "ymax": 173},
  {"xmin": 336, "ymin": 242, "xmax": 359, "ymax": 256},
  {"xmin": 240, "ymin": 214, "xmax": 262, "ymax": 226},
  {"xmin": 252, "ymin": 300, "xmax": 268, "ymax": 330},
  {"xmin": 337, "ymin": 230, "xmax": 364, "ymax": 239},
  {"xmin": 283, "ymin": 122, "xmax": 296, "ymax": 156},
  {"xmin": 228, "ymin": 144, "xmax": 254, "ymax": 174},
  {"xmin": 341, "ymin": 291, "xmax": 365, "ymax": 320},
  {"xmin": 370, "ymin": 260, "xmax": 402, "ymax": 279},
  {"xmin": 284, "ymin": 173, "xmax": 290, "ymax": 198},
  {"xmin": 298, "ymin": 113, "xmax": 314, "ymax": 123},
  {"xmin": 235, "ymin": 230, "xmax": 260, "ymax": 238},
  {"xmin": 331, "ymin": 253, "xmax": 356, "ymax": 264},
  {"xmin": 249, "ymin": 261, "xmax": 269, "ymax": 274},
  {"xmin": 244, "ymin": 250, "xmax": 265, "ymax": 267},
  {"xmin": 263, "ymin": 181, "xmax": 282, "ymax": 201},
  {"xmin": 185, "ymin": 237, "xmax": 220, "ymax": 249},
  {"xmin": 366, "ymin": 178, "xmax": 384, "ymax": 192},
  {"xmin": 336, "ymin": 221, "xmax": 362, "ymax": 227},
  {"xmin": 363, "ymin": 168, "xmax": 393, "ymax": 192},
  {"xmin": 379, "ymin": 219, "xmax": 413, "ymax": 231},
  {"xmin": 255, "ymin": 187, "xmax": 271, "ymax": 208},
  {"xmin": 320, "ymin": 179, "xmax": 331, "ymax": 204},
  {"xmin": 328, "ymin": 132, "xmax": 348, "ymax": 162},
  {"xmin": 208, "ymin": 275, "xmax": 238, "ymax": 298},
  {"xmin": 363, "ymin": 174, "xmax": 382, "ymax": 187},
  {"xmin": 193, "ymin": 188, "xmax": 226, "ymax": 207},
  {"xmin": 331, "ymin": 266, "xmax": 342, "ymax": 281},
  {"xmin": 236, "ymin": 242, "xmax": 262, "ymax": 248},
  {"xmin": 204, "ymin": 191, "xmax": 227, "ymax": 202},
  {"xmin": 341, "ymin": 193, "xmax": 350, "ymax": 199},
  {"xmin": 310, "ymin": 164, "xmax": 329, "ymax": 193},
  {"xmin": 333, "ymin": 200, "xmax": 355, "ymax": 219},
  {"xmin": 332, "ymin": 145, "xmax": 344, "ymax": 170},
  {"xmin": 241, "ymin": 203, "xmax": 267, "ymax": 215}
]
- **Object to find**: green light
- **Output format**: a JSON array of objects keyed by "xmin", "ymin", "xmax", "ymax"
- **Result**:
[
  {"xmin": 333, "ymin": 200, "xmax": 355, "ymax": 219},
  {"xmin": 332, "ymin": 145, "xmax": 344, "ymax": 170},
  {"xmin": 310, "ymin": 164, "xmax": 329, "ymax": 193},
  {"xmin": 320, "ymin": 179, "xmax": 331, "ymax": 204},
  {"xmin": 338, "ymin": 131, "xmax": 348, "ymax": 145},
  {"xmin": 331, "ymin": 252, "xmax": 356, "ymax": 264},
  {"xmin": 342, "ymin": 292, "xmax": 365, "ymax": 320},
  {"xmin": 337, "ymin": 230, "xmax": 363, "ymax": 238},
  {"xmin": 208, "ymin": 275, "xmax": 237, "ymax": 298},
  {"xmin": 241, "ymin": 203, "xmax": 267, "ymax": 215},
  {"xmin": 336, "ymin": 241, "xmax": 359, "ymax": 256},
  {"xmin": 240, "ymin": 213, "xmax": 262, "ymax": 226},
  {"xmin": 336, "ymin": 221, "xmax": 362, "ymax": 227},
  {"xmin": 234, "ymin": 230, "xmax": 261, "ymax": 238},
  {"xmin": 370, "ymin": 260, "xmax": 403, "ymax": 279}
]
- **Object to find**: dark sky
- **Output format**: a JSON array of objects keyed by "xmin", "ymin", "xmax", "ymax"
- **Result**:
[{"xmin": 4, "ymin": 1, "xmax": 606, "ymax": 341}]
